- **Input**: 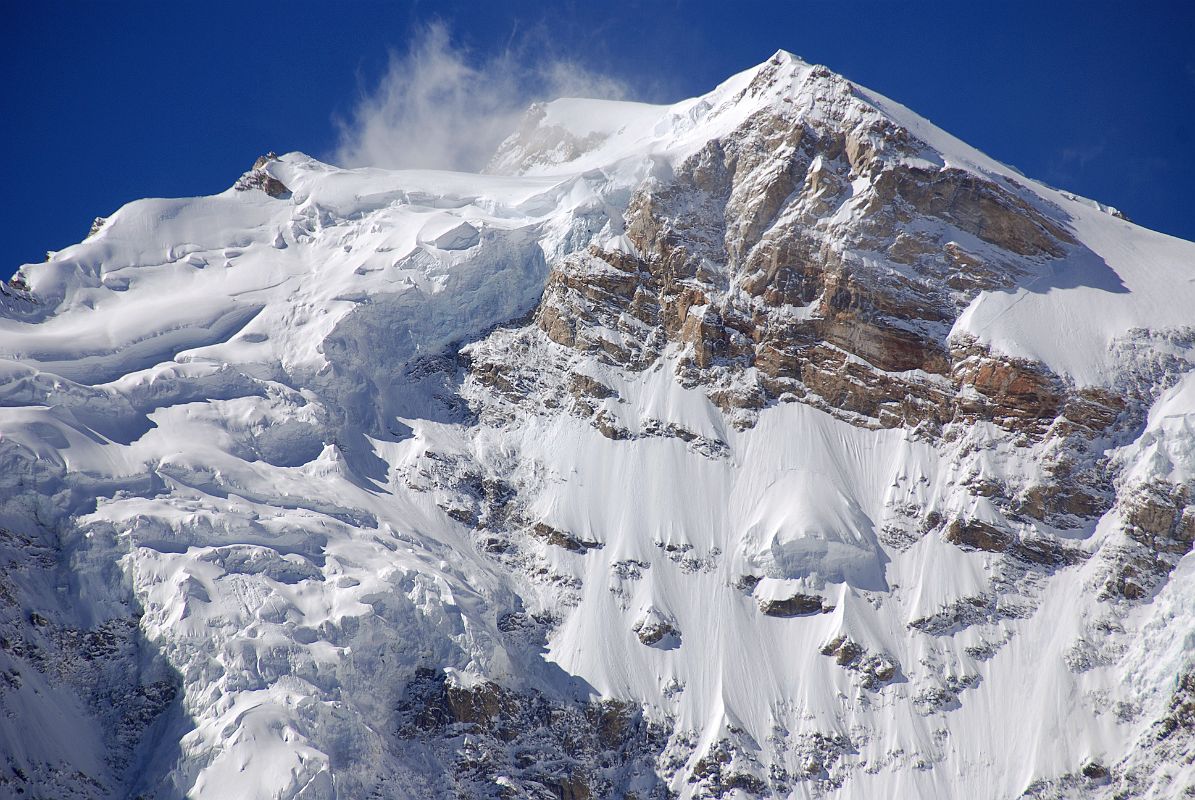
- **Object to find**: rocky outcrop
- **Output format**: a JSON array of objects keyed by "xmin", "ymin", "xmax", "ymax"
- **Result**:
[
  {"xmin": 530, "ymin": 521, "xmax": 602, "ymax": 553},
  {"xmin": 759, "ymin": 593, "xmax": 834, "ymax": 617},
  {"xmin": 394, "ymin": 667, "xmax": 670, "ymax": 799},
  {"xmin": 819, "ymin": 634, "xmax": 899, "ymax": 689},
  {"xmin": 633, "ymin": 608, "xmax": 680, "ymax": 647},
  {"xmin": 525, "ymin": 63, "xmax": 1118, "ymax": 471},
  {"xmin": 944, "ymin": 518, "xmax": 1013, "ymax": 552},
  {"xmin": 1097, "ymin": 483, "xmax": 1194, "ymax": 602},
  {"xmin": 234, "ymin": 153, "xmax": 290, "ymax": 198},
  {"xmin": 913, "ymin": 674, "xmax": 981, "ymax": 715},
  {"xmin": 686, "ymin": 737, "xmax": 769, "ymax": 798}
]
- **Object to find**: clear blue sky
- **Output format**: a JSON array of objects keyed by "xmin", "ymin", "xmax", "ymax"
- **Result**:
[{"xmin": 4, "ymin": 1, "xmax": 1193, "ymax": 270}]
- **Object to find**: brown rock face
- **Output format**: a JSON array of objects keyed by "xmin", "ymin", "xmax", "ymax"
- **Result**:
[
  {"xmin": 529, "ymin": 66, "xmax": 1101, "ymax": 447},
  {"xmin": 952, "ymin": 342, "xmax": 1065, "ymax": 428},
  {"xmin": 875, "ymin": 166, "xmax": 1073, "ymax": 258},
  {"xmin": 530, "ymin": 522, "xmax": 601, "ymax": 553},
  {"xmin": 759, "ymin": 593, "xmax": 833, "ymax": 617},
  {"xmin": 634, "ymin": 618, "xmax": 680, "ymax": 647},
  {"xmin": 945, "ymin": 519, "xmax": 1012, "ymax": 553},
  {"xmin": 507, "ymin": 63, "xmax": 1136, "ymax": 592}
]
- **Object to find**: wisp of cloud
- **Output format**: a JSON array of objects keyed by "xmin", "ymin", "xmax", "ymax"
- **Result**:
[{"xmin": 333, "ymin": 23, "xmax": 627, "ymax": 172}]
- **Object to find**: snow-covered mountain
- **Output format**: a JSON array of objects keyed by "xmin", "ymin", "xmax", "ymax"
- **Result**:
[{"xmin": 2, "ymin": 50, "xmax": 1194, "ymax": 799}]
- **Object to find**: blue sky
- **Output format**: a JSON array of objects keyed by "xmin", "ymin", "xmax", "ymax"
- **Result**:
[{"xmin": 4, "ymin": 1, "xmax": 1193, "ymax": 270}]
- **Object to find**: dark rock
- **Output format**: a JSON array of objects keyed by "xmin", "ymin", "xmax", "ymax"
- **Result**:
[
  {"xmin": 234, "ymin": 155, "xmax": 290, "ymax": 198},
  {"xmin": 395, "ymin": 668, "xmax": 670, "ymax": 798},
  {"xmin": 945, "ymin": 519, "xmax": 1012, "ymax": 552},
  {"xmin": 759, "ymin": 593, "xmax": 832, "ymax": 617},
  {"xmin": 820, "ymin": 635, "xmax": 899, "ymax": 689},
  {"xmin": 634, "ymin": 619, "xmax": 679, "ymax": 647},
  {"xmin": 530, "ymin": 522, "xmax": 601, "ymax": 553}
]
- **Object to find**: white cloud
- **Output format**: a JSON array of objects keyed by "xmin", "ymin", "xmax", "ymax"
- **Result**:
[{"xmin": 331, "ymin": 22, "xmax": 627, "ymax": 172}]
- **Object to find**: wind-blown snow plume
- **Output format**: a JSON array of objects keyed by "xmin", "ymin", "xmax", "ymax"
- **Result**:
[{"xmin": 332, "ymin": 23, "xmax": 627, "ymax": 171}]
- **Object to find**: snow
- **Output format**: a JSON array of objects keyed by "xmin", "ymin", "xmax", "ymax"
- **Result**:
[
  {"xmin": 853, "ymin": 71, "xmax": 1195, "ymax": 387},
  {"xmin": 953, "ymin": 207, "xmax": 1195, "ymax": 386},
  {"xmin": 1, "ymin": 49, "xmax": 1193, "ymax": 799},
  {"xmin": 539, "ymin": 97, "xmax": 667, "ymax": 138},
  {"xmin": 511, "ymin": 50, "xmax": 1195, "ymax": 389}
]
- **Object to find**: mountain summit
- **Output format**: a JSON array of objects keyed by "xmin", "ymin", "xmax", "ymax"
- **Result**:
[{"xmin": 2, "ymin": 53, "xmax": 1194, "ymax": 799}]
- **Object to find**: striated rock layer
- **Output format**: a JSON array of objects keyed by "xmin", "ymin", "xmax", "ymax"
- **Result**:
[{"xmin": 2, "ymin": 52, "xmax": 1194, "ymax": 799}]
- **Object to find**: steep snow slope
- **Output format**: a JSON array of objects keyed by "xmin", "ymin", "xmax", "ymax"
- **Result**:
[{"xmin": 1, "ymin": 51, "xmax": 1193, "ymax": 799}]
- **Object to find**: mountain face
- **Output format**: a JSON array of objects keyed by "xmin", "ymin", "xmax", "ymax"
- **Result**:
[{"xmin": 2, "ymin": 51, "xmax": 1194, "ymax": 799}]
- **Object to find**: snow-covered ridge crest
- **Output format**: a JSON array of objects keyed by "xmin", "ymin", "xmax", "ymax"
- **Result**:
[{"xmin": 1, "ymin": 51, "xmax": 1194, "ymax": 800}]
